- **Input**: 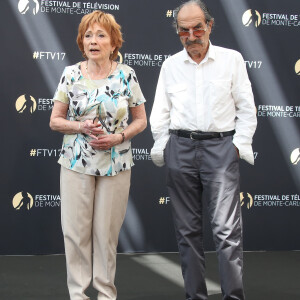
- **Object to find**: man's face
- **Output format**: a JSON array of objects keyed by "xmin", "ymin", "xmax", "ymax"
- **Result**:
[{"xmin": 177, "ymin": 4, "xmax": 213, "ymax": 62}]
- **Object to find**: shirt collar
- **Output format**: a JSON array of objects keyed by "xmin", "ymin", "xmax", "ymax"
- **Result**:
[{"xmin": 182, "ymin": 41, "xmax": 215, "ymax": 65}]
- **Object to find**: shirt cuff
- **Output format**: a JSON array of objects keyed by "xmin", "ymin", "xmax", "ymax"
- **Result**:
[
  {"xmin": 233, "ymin": 139, "xmax": 255, "ymax": 165},
  {"xmin": 150, "ymin": 134, "xmax": 170, "ymax": 167},
  {"xmin": 150, "ymin": 148, "xmax": 165, "ymax": 167}
]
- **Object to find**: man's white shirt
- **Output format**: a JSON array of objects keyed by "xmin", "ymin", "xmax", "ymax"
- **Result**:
[{"xmin": 150, "ymin": 42, "xmax": 257, "ymax": 166}]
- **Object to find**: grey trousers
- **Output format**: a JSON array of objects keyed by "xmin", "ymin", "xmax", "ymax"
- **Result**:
[{"xmin": 165, "ymin": 134, "xmax": 245, "ymax": 300}]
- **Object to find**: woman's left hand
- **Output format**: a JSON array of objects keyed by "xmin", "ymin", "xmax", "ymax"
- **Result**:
[{"xmin": 89, "ymin": 134, "xmax": 122, "ymax": 150}]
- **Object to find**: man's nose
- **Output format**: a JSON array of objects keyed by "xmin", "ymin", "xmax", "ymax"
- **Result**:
[{"xmin": 188, "ymin": 29, "xmax": 197, "ymax": 40}]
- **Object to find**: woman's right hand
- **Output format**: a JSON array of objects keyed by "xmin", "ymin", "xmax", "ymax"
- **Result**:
[{"xmin": 80, "ymin": 120, "xmax": 105, "ymax": 138}]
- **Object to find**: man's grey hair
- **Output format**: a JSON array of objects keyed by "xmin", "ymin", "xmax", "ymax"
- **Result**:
[{"xmin": 173, "ymin": 0, "xmax": 214, "ymax": 30}]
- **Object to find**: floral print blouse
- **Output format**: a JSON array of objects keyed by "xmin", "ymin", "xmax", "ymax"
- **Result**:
[{"xmin": 53, "ymin": 62, "xmax": 146, "ymax": 176}]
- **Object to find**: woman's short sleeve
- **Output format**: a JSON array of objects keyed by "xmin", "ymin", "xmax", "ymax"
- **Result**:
[
  {"xmin": 53, "ymin": 68, "xmax": 69, "ymax": 104},
  {"xmin": 127, "ymin": 69, "xmax": 146, "ymax": 107}
]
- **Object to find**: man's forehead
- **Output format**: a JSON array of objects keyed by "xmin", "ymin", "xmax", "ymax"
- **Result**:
[{"xmin": 177, "ymin": 4, "xmax": 206, "ymax": 27}]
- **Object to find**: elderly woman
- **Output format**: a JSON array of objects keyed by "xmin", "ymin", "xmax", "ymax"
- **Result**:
[{"xmin": 50, "ymin": 10, "xmax": 147, "ymax": 300}]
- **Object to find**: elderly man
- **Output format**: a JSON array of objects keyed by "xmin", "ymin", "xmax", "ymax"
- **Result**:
[{"xmin": 150, "ymin": 1, "xmax": 257, "ymax": 299}]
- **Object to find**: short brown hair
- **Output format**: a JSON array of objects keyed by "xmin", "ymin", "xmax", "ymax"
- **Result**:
[{"xmin": 77, "ymin": 10, "xmax": 123, "ymax": 61}]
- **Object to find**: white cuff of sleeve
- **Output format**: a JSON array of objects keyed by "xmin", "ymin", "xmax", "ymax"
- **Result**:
[
  {"xmin": 150, "ymin": 149, "xmax": 165, "ymax": 167},
  {"xmin": 233, "ymin": 141, "xmax": 255, "ymax": 165}
]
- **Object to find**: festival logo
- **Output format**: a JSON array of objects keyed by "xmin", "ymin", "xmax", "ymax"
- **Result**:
[
  {"xmin": 18, "ymin": 0, "xmax": 40, "ymax": 15},
  {"xmin": 117, "ymin": 52, "xmax": 123, "ymax": 63},
  {"xmin": 242, "ymin": 9, "xmax": 261, "ymax": 27},
  {"xmin": 16, "ymin": 94, "xmax": 55, "ymax": 114},
  {"xmin": 240, "ymin": 192, "xmax": 253, "ymax": 209},
  {"xmin": 159, "ymin": 196, "xmax": 170, "ymax": 205},
  {"xmin": 19, "ymin": 0, "xmax": 120, "ymax": 15},
  {"xmin": 15, "ymin": 94, "xmax": 37, "ymax": 114},
  {"xmin": 12, "ymin": 192, "xmax": 34, "ymax": 211},
  {"xmin": 33, "ymin": 51, "xmax": 66, "ymax": 60},
  {"xmin": 295, "ymin": 59, "xmax": 300, "ymax": 76},
  {"xmin": 257, "ymin": 105, "xmax": 300, "ymax": 118},
  {"xmin": 29, "ymin": 148, "xmax": 61, "ymax": 158},
  {"xmin": 243, "ymin": 9, "xmax": 300, "ymax": 28},
  {"xmin": 290, "ymin": 148, "xmax": 300, "ymax": 165},
  {"xmin": 124, "ymin": 53, "xmax": 171, "ymax": 68},
  {"xmin": 244, "ymin": 61, "xmax": 262, "ymax": 69},
  {"xmin": 12, "ymin": 192, "xmax": 61, "ymax": 210},
  {"xmin": 252, "ymin": 194, "xmax": 300, "ymax": 207},
  {"xmin": 166, "ymin": 9, "xmax": 174, "ymax": 18},
  {"xmin": 132, "ymin": 148, "xmax": 151, "ymax": 161},
  {"xmin": 31, "ymin": 51, "xmax": 119, "ymax": 62}
]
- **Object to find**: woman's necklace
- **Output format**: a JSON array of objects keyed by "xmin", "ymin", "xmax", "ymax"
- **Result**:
[{"xmin": 85, "ymin": 61, "xmax": 113, "ymax": 80}]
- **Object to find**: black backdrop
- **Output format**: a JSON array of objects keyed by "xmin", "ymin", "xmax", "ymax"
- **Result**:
[{"xmin": 1, "ymin": 0, "xmax": 300, "ymax": 255}]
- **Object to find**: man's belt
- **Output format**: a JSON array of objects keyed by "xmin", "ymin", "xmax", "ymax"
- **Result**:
[{"xmin": 169, "ymin": 129, "xmax": 235, "ymax": 140}]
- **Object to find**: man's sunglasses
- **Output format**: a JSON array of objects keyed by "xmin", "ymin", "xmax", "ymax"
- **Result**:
[{"xmin": 177, "ymin": 23, "xmax": 208, "ymax": 38}]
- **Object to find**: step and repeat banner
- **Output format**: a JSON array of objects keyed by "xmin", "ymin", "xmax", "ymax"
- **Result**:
[{"xmin": 1, "ymin": 0, "xmax": 299, "ymax": 254}]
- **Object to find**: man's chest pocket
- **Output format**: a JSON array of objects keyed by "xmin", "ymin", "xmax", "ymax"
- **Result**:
[{"xmin": 167, "ymin": 84, "xmax": 187, "ymax": 110}]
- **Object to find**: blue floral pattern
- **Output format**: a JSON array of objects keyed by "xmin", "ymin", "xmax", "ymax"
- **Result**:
[{"xmin": 53, "ymin": 62, "xmax": 146, "ymax": 176}]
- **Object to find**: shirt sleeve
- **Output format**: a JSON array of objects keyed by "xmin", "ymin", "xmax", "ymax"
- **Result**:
[
  {"xmin": 53, "ymin": 68, "xmax": 69, "ymax": 104},
  {"xmin": 128, "ymin": 69, "xmax": 146, "ymax": 107},
  {"xmin": 150, "ymin": 64, "xmax": 172, "ymax": 167},
  {"xmin": 231, "ymin": 52, "xmax": 257, "ymax": 165}
]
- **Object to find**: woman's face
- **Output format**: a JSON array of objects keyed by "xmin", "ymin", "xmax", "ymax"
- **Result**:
[{"xmin": 83, "ymin": 23, "xmax": 115, "ymax": 62}]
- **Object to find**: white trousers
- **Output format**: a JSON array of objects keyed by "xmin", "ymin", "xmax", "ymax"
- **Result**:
[{"xmin": 60, "ymin": 167, "xmax": 131, "ymax": 300}]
